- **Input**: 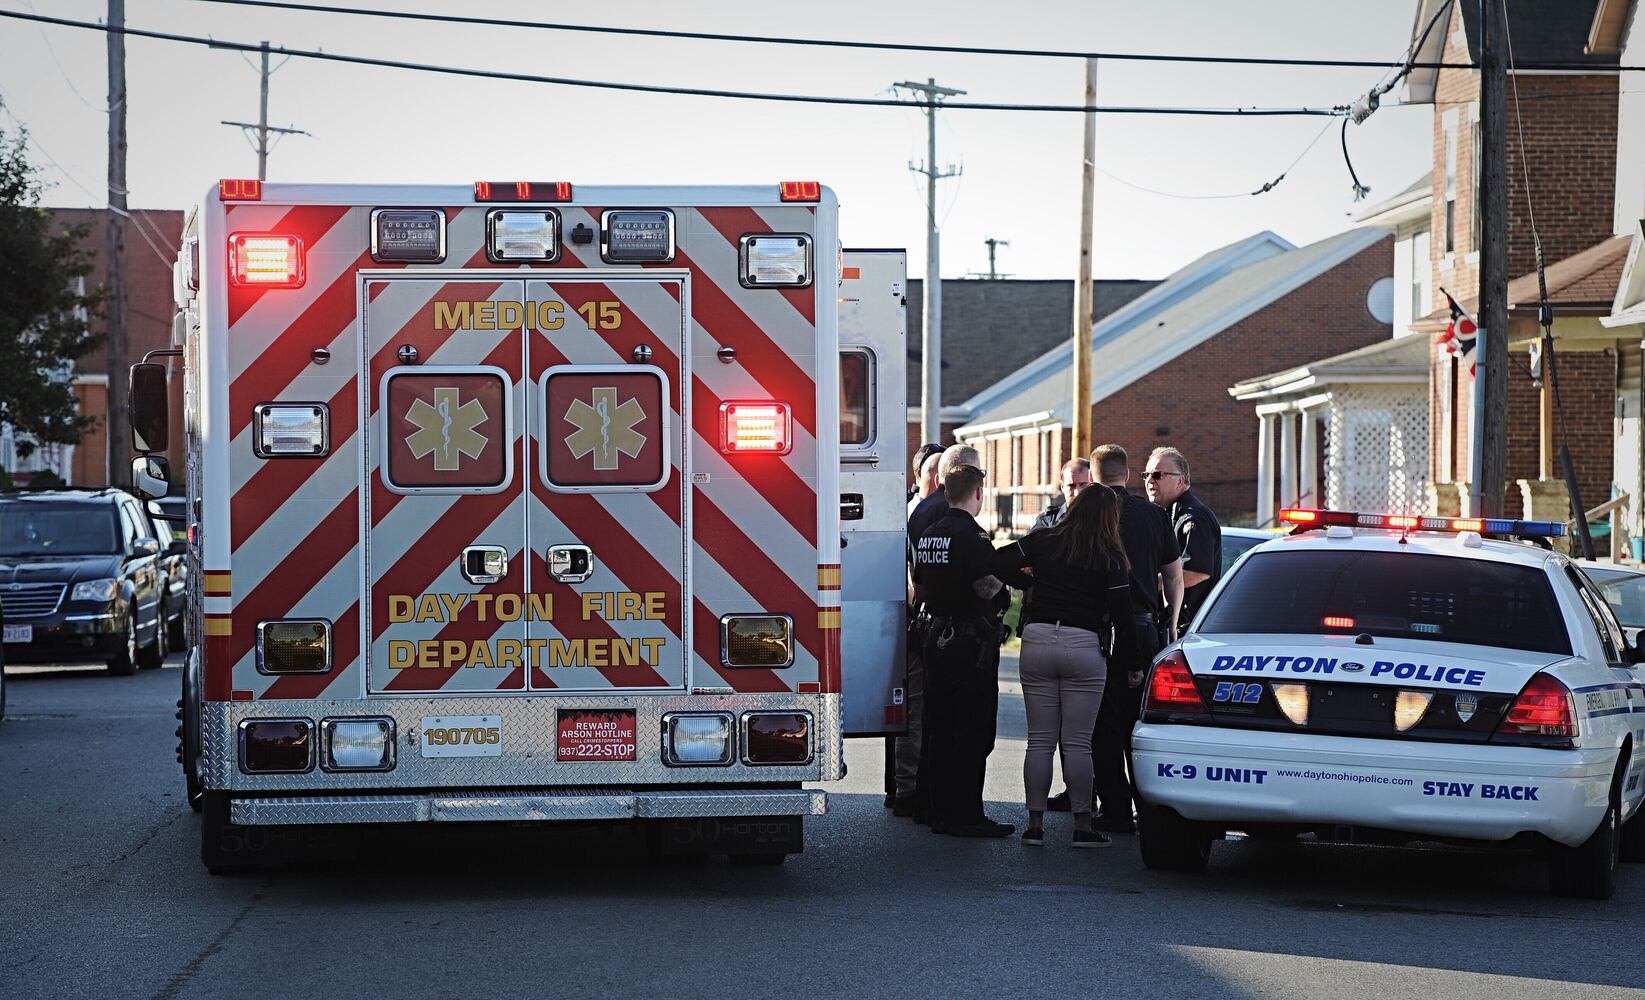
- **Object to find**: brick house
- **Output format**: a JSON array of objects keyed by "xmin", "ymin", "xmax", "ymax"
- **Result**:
[
  {"xmin": 18, "ymin": 208, "xmax": 185, "ymax": 485},
  {"xmin": 954, "ymin": 228, "xmax": 1393, "ymax": 533},
  {"xmin": 903, "ymin": 277, "xmax": 1155, "ymax": 459},
  {"xmin": 1400, "ymin": 0, "xmax": 1628, "ymax": 542}
]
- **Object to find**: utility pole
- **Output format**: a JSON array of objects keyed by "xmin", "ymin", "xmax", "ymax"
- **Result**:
[
  {"xmin": 222, "ymin": 41, "xmax": 310, "ymax": 181},
  {"xmin": 1071, "ymin": 57, "xmax": 1098, "ymax": 461},
  {"xmin": 983, "ymin": 238, "xmax": 1010, "ymax": 279},
  {"xmin": 1473, "ymin": 0, "xmax": 1508, "ymax": 516},
  {"xmin": 896, "ymin": 78, "xmax": 965, "ymax": 447},
  {"xmin": 106, "ymin": 0, "xmax": 129, "ymax": 488}
]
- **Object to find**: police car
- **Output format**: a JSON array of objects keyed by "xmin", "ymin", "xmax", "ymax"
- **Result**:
[{"xmin": 1132, "ymin": 508, "xmax": 1645, "ymax": 898}]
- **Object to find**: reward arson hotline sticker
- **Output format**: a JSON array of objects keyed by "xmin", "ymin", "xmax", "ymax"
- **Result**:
[{"xmin": 556, "ymin": 709, "xmax": 638, "ymax": 762}]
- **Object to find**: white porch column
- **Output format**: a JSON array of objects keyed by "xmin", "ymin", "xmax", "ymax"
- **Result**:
[
  {"xmin": 1279, "ymin": 409, "xmax": 1299, "ymax": 510},
  {"xmin": 1299, "ymin": 407, "xmax": 1319, "ymax": 508},
  {"xmin": 1256, "ymin": 412, "xmax": 1277, "ymax": 527}
]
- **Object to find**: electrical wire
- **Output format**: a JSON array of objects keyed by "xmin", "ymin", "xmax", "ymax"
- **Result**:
[
  {"xmin": 1098, "ymin": 116, "xmax": 1338, "ymax": 200},
  {"xmin": 0, "ymin": 9, "xmax": 1349, "ymax": 116},
  {"xmin": 182, "ymin": 0, "xmax": 1486, "ymax": 71}
]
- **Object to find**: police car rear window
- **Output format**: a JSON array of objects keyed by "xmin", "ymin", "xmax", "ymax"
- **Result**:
[{"xmin": 1197, "ymin": 550, "xmax": 1571, "ymax": 655}]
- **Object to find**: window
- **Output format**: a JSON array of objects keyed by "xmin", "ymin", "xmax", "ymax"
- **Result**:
[
  {"xmin": 1198, "ymin": 550, "xmax": 1571, "ymax": 655},
  {"xmin": 1409, "ymin": 231, "xmax": 1430, "ymax": 326},
  {"xmin": 0, "ymin": 504, "xmax": 120, "ymax": 557},
  {"xmin": 1582, "ymin": 566, "xmax": 1645, "ymax": 629},
  {"xmin": 1569, "ymin": 567, "xmax": 1627, "ymax": 661},
  {"xmin": 839, "ymin": 349, "xmax": 872, "ymax": 446},
  {"xmin": 1443, "ymin": 112, "xmax": 1458, "ymax": 255}
]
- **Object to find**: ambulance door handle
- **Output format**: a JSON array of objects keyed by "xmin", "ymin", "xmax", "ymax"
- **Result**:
[
  {"xmin": 547, "ymin": 544, "xmax": 594, "ymax": 584},
  {"xmin": 461, "ymin": 546, "xmax": 509, "ymax": 585}
]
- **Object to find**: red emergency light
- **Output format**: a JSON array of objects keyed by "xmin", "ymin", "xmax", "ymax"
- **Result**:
[
  {"xmin": 229, "ymin": 234, "xmax": 305, "ymax": 288},
  {"xmin": 720, "ymin": 402, "xmax": 792, "ymax": 455},
  {"xmin": 474, "ymin": 181, "xmax": 573, "ymax": 203},
  {"xmin": 219, "ymin": 178, "xmax": 262, "ymax": 202},
  {"xmin": 779, "ymin": 181, "xmax": 822, "ymax": 202}
]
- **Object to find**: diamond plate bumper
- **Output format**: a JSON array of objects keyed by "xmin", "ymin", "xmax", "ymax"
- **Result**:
[{"xmin": 229, "ymin": 788, "xmax": 827, "ymax": 825}]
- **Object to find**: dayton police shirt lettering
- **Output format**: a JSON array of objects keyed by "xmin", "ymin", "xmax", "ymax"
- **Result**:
[{"xmin": 915, "ymin": 535, "xmax": 952, "ymax": 566}]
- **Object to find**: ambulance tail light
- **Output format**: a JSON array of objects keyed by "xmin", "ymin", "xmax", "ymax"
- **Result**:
[
  {"xmin": 663, "ymin": 713, "xmax": 734, "ymax": 766},
  {"xmin": 1141, "ymin": 650, "xmax": 1208, "ymax": 720},
  {"xmin": 742, "ymin": 712, "xmax": 813, "ymax": 765},
  {"xmin": 779, "ymin": 181, "xmax": 822, "ymax": 202},
  {"xmin": 229, "ymin": 234, "xmax": 305, "ymax": 287},
  {"xmin": 720, "ymin": 402, "xmax": 792, "ymax": 455},
  {"xmin": 238, "ymin": 719, "xmax": 314, "ymax": 774},
  {"xmin": 219, "ymin": 178, "xmax": 262, "ymax": 201},
  {"xmin": 1495, "ymin": 672, "xmax": 1579, "ymax": 743},
  {"xmin": 720, "ymin": 614, "xmax": 794, "ymax": 668},
  {"xmin": 256, "ymin": 620, "xmax": 332, "ymax": 674}
]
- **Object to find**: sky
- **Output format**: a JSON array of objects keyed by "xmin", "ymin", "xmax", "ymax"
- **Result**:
[{"xmin": 0, "ymin": 0, "xmax": 1435, "ymax": 280}]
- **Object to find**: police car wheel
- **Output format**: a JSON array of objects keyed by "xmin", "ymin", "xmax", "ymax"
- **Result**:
[
  {"xmin": 1137, "ymin": 802, "xmax": 1215, "ymax": 873},
  {"xmin": 1547, "ymin": 796, "xmax": 1619, "ymax": 899}
]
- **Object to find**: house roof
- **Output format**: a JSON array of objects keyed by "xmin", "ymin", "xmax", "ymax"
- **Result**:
[
  {"xmin": 905, "ymin": 278, "xmax": 1156, "ymax": 408},
  {"xmin": 955, "ymin": 227, "xmax": 1392, "ymax": 434},
  {"xmin": 1351, "ymin": 175, "xmax": 1433, "ymax": 227},
  {"xmin": 1412, "ymin": 234, "xmax": 1632, "ymax": 330},
  {"xmin": 1604, "ymin": 220, "xmax": 1645, "ymax": 328},
  {"xmin": 1229, "ymin": 334, "xmax": 1431, "ymax": 402},
  {"xmin": 1404, "ymin": 0, "xmax": 1618, "ymax": 104}
]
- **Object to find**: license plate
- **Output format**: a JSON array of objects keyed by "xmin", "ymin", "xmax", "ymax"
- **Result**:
[
  {"xmin": 4, "ymin": 625, "xmax": 32, "ymax": 644},
  {"xmin": 556, "ymin": 710, "xmax": 638, "ymax": 762},
  {"xmin": 419, "ymin": 715, "xmax": 503, "ymax": 758}
]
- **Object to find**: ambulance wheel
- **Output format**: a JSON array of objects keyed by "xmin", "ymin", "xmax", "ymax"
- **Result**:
[
  {"xmin": 1548, "ymin": 793, "xmax": 1619, "ymax": 899},
  {"xmin": 178, "ymin": 660, "xmax": 204, "ymax": 813},
  {"xmin": 728, "ymin": 852, "xmax": 788, "ymax": 867},
  {"xmin": 1137, "ymin": 802, "xmax": 1214, "ymax": 873},
  {"xmin": 106, "ymin": 607, "xmax": 138, "ymax": 676}
]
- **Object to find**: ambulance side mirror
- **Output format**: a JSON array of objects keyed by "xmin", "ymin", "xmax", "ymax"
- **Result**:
[
  {"xmin": 129, "ymin": 362, "xmax": 169, "ymax": 454},
  {"xmin": 130, "ymin": 455, "xmax": 171, "ymax": 502}
]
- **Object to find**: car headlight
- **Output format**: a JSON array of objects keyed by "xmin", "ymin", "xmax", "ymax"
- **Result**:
[{"xmin": 71, "ymin": 578, "xmax": 119, "ymax": 602}]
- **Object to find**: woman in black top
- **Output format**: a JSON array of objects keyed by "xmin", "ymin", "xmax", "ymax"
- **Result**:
[{"xmin": 992, "ymin": 484, "xmax": 1138, "ymax": 848}]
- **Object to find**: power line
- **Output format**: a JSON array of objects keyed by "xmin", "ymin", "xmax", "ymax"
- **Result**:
[
  {"xmin": 1098, "ymin": 116, "xmax": 1337, "ymax": 200},
  {"xmin": 0, "ymin": 9, "xmax": 1350, "ymax": 116},
  {"xmin": 184, "ymin": 0, "xmax": 1493, "ymax": 71}
]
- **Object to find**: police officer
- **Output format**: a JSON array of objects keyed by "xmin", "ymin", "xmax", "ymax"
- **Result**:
[
  {"xmin": 913, "ymin": 446, "xmax": 1014, "ymax": 838},
  {"xmin": 890, "ymin": 443, "xmax": 942, "ymax": 818},
  {"xmin": 1144, "ymin": 446, "xmax": 1222, "ymax": 633}
]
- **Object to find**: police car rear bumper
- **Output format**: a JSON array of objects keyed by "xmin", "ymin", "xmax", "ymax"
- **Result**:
[
  {"xmin": 1132, "ymin": 724, "xmax": 1618, "ymax": 847},
  {"xmin": 228, "ymin": 788, "xmax": 827, "ymax": 825}
]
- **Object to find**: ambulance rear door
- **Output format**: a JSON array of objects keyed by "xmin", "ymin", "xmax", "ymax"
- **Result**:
[
  {"xmin": 839, "ymin": 250, "xmax": 908, "ymax": 736},
  {"xmin": 523, "ymin": 274, "xmax": 689, "ymax": 692}
]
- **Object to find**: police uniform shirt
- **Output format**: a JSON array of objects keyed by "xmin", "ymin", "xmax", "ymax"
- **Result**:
[
  {"xmin": 1171, "ymin": 490, "xmax": 1223, "ymax": 619},
  {"xmin": 913, "ymin": 507, "xmax": 999, "ymax": 620},
  {"xmin": 1119, "ymin": 490, "xmax": 1180, "ymax": 619},
  {"xmin": 907, "ymin": 485, "xmax": 948, "ymax": 551}
]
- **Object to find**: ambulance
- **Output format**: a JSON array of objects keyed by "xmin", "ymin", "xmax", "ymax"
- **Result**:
[{"xmin": 131, "ymin": 180, "xmax": 908, "ymax": 871}]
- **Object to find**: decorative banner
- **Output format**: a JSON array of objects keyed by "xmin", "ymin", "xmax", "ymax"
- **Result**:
[
  {"xmin": 545, "ymin": 371, "xmax": 665, "ymax": 488},
  {"xmin": 386, "ymin": 372, "xmax": 507, "ymax": 488}
]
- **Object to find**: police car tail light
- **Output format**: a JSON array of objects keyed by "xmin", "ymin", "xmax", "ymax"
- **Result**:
[
  {"xmin": 229, "ymin": 234, "xmax": 305, "ymax": 287},
  {"xmin": 1143, "ymin": 651, "xmax": 1207, "ymax": 717},
  {"xmin": 720, "ymin": 402, "xmax": 792, "ymax": 454},
  {"xmin": 1498, "ymin": 673, "xmax": 1578, "ymax": 739},
  {"xmin": 1269, "ymin": 683, "xmax": 1309, "ymax": 726}
]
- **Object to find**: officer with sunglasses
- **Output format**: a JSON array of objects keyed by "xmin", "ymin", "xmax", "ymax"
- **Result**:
[{"xmin": 1144, "ymin": 446, "xmax": 1222, "ymax": 634}]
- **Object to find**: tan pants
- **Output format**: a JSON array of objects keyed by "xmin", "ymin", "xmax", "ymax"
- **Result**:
[{"xmin": 1019, "ymin": 622, "xmax": 1107, "ymax": 814}]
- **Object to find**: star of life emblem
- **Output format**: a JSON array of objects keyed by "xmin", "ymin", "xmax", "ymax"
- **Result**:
[
  {"xmin": 404, "ymin": 387, "xmax": 490, "ymax": 472},
  {"xmin": 564, "ymin": 387, "xmax": 647, "ymax": 472}
]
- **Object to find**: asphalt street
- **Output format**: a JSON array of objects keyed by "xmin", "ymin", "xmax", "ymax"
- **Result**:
[{"xmin": 3, "ymin": 653, "xmax": 1644, "ymax": 1000}]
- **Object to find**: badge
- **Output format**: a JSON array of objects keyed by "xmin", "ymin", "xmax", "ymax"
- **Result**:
[
  {"xmin": 1454, "ymin": 693, "xmax": 1479, "ymax": 723},
  {"xmin": 1341, "ymin": 661, "xmax": 1365, "ymax": 673}
]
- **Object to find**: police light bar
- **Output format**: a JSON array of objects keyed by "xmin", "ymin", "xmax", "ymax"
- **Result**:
[
  {"xmin": 720, "ymin": 402, "xmax": 792, "ymax": 455},
  {"xmin": 474, "ymin": 181, "xmax": 572, "ymax": 203},
  {"xmin": 779, "ymin": 181, "xmax": 822, "ymax": 202},
  {"xmin": 229, "ymin": 234, "xmax": 305, "ymax": 287},
  {"xmin": 1278, "ymin": 508, "xmax": 1566, "ymax": 539},
  {"xmin": 219, "ymin": 178, "xmax": 262, "ymax": 201}
]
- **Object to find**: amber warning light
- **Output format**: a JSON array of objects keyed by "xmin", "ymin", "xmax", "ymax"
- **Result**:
[{"xmin": 475, "ymin": 181, "xmax": 572, "ymax": 203}]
